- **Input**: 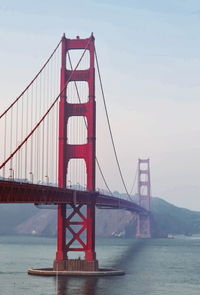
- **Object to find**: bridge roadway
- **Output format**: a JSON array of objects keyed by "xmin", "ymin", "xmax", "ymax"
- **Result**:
[{"xmin": 0, "ymin": 180, "xmax": 148, "ymax": 214}]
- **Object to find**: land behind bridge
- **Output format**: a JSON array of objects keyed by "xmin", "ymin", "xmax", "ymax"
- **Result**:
[{"xmin": 0, "ymin": 194, "xmax": 200, "ymax": 238}]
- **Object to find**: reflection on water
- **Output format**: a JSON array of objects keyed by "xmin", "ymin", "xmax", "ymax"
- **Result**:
[
  {"xmin": 54, "ymin": 240, "xmax": 146, "ymax": 295},
  {"xmin": 55, "ymin": 276, "xmax": 98, "ymax": 295},
  {"xmin": 113, "ymin": 238, "xmax": 147, "ymax": 269}
]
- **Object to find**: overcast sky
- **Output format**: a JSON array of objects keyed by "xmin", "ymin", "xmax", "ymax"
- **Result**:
[{"xmin": 1, "ymin": 0, "xmax": 200, "ymax": 210}]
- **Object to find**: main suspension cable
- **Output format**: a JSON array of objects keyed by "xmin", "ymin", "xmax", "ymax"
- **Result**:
[
  {"xmin": 129, "ymin": 163, "xmax": 138, "ymax": 195},
  {"xmin": 0, "ymin": 38, "xmax": 91, "ymax": 170},
  {"xmin": 94, "ymin": 47, "xmax": 132, "ymax": 201},
  {"xmin": 0, "ymin": 38, "xmax": 62, "ymax": 119}
]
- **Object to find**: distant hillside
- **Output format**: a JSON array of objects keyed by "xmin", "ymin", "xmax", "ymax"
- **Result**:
[
  {"xmin": 0, "ymin": 196, "xmax": 200, "ymax": 237},
  {"xmin": 0, "ymin": 204, "xmax": 38, "ymax": 235},
  {"xmin": 151, "ymin": 197, "xmax": 200, "ymax": 237}
]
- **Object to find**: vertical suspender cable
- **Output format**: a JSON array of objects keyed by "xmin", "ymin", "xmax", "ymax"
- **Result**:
[
  {"xmin": 25, "ymin": 90, "xmax": 28, "ymax": 180},
  {"xmin": 3, "ymin": 114, "xmax": 7, "ymax": 177},
  {"xmin": 16, "ymin": 102, "xmax": 19, "ymax": 178},
  {"xmin": 30, "ymin": 83, "xmax": 33, "ymax": 181},
  {"xmin": 20, "ymin": 97, "xmax": 24, "ymax": 179},
  {"xmin": 42, "ymin": 72, "xmax": 45, "ymax": 183},
  {"xmin": 55, "ymin": 101, "xmax": 58, "ymax": 186},
  {"xmin": 10, "ymin": 107, "xmax": 13, "ymax": 178},
  {"xmin": 46, "ymin": 100, "xmax": 49, "ymax": 183}
]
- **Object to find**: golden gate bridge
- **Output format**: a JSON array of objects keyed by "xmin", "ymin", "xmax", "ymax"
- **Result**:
[{"xmin": 0, "ymin": 33, "xmax": 151, "ymax": 275}]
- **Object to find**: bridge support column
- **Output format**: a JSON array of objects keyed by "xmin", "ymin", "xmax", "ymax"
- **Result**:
[
  {"xmin": 136, "ymin": 159, "xmax": 151, "ymax": 238},
  {"xmin": 53, "ymin": 33, "xmax": 98, "ymax": 271}
]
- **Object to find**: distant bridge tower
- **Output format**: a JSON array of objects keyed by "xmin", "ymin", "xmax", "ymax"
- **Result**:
[{"xmin": 136, "ymin": 158, "xmax": 151, "ymax": 238}]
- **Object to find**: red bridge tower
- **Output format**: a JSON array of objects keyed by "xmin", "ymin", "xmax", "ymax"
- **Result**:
[{"xmin": 53, "ymin": 34, "xmax": 98, "ymax": 271}]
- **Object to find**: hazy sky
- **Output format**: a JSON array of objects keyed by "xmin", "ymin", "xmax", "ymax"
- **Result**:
[{"xmin": 1, "ymin": 1, "xmax": 200, "ymax": 210}]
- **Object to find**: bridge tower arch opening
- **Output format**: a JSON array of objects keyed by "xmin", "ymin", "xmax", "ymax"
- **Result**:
[{"xmin": 136, "ymin": 158, "xmax": 151, "ymax": 238}]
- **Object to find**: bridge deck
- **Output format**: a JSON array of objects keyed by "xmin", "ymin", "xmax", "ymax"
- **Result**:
[{"xmin": 0, "ymin": 180, "xmax": 148, "ymax": 214}]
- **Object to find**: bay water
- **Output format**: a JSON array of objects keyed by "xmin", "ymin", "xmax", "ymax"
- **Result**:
[{"xmin": 0, "ymin": 235, "xmax": 200, "ymax": 295}]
